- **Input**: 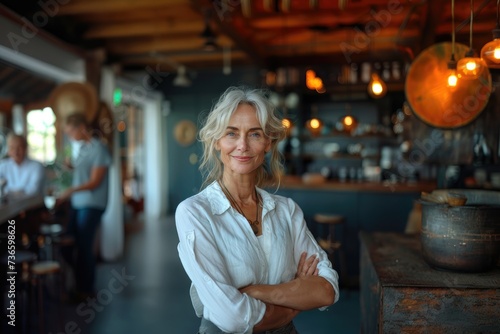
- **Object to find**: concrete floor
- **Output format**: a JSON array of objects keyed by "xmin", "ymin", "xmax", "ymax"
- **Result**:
[{"xmin": 4, "ymin": 215, "xmax": 360, "ymax": 334}]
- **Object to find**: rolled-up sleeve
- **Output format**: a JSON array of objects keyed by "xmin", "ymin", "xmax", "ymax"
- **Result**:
[
  {"xmin": 175, "ymin": 201, "xmax": 265, "ymax": 333},
  {"xmin": 288, "ymin": 199, "xmax": 340, "ymax": 307}
]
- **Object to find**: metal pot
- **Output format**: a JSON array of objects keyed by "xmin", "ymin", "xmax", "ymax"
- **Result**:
[{"xmin": 420, "ymin": 189, "xmax": 500, "ymax": 272}]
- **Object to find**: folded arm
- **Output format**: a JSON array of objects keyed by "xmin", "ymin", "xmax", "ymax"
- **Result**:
[{"xmin": 243, "ymin": 252, "xmax": 333, "ymax": 332}]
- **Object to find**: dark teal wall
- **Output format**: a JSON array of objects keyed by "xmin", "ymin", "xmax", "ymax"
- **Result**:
[
  {"xmin": 275, "ymin": 187, "xmax": 419, "ymax": 282},
  {"xmin": 162, "ymin": 67, "xmax": 261, "ymax": 214}
]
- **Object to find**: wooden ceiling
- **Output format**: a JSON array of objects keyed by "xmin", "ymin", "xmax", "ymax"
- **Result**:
[{"xmin": 0, "ymin": 0, "xmax": 498, "ymax": 73}]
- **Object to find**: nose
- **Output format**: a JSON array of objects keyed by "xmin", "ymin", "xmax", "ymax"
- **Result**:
[{"xmin": 236, "ymin": 135, "xmax": 248, "ymax": 151}]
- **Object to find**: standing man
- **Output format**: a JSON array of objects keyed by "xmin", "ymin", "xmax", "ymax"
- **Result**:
[
  {"xmin": 58, "ymin": 112, "xmax": 112, "ymax": 299},
  {"xmin": 0, "ymin": 133, "xmax": 45, "ymax": 196}
]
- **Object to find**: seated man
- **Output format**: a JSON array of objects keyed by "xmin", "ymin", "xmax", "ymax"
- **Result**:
[{"xmin": 0, "ymin": 133, "xmax": 45, "ymax": 196}]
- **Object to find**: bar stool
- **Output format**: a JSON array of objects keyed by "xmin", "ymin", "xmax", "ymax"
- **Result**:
[
  {"xmin": 314, "ymin": 213, "xmax": 348, "ymax": 286},
  {"xmin": 30, "ymin": 260, "xmax": 63, "ymax": 334},
  {"xmin": 38, "ymin": 223, "xmax": 63, "ymax": 261},
  {"xmin": 51, "ymin": 234, "xmax": 75, "ymax": 295}
]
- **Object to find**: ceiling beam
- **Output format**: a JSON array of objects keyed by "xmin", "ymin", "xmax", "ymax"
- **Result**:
[
  {"xmin": 106, "ymin": 35, "xmax": 234, "ymax": 55},
  {"xmin": 57, "ymin": 0, "xmax": 189, "ymax": 15},
  {"xmin": 84, "ymin": 20, "xmax": 205, "ymax": 39}
]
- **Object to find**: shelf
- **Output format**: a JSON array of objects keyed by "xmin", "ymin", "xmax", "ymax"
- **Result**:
[{"xmin": 301, "ymin": 134, "xmax": 397, "ymax": 141}]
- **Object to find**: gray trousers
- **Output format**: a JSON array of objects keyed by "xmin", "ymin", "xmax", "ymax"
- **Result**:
[{"xmin": 198, "ymin": 318, "xmax": 299, "ymax": 334}]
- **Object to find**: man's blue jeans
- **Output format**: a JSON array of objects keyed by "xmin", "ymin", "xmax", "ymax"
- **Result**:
[{"xmin": 64, "ymin": 207, "xmax": 104, "ymax": 294}]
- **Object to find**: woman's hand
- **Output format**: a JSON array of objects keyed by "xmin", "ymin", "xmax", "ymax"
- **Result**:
[
  {"xmin": 295, "ymin": 252, "xmax": 319, "ymax": 278},
  {"xmin": 55, "ymin": 188, "xmax": 73, "ymax": 207}
]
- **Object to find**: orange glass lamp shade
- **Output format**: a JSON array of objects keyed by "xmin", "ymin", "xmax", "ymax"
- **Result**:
[
  {"xmin": 306, "ymin": 117, "xmax": 323, "ymax": 136},
  {"xmin": 457, "ymin": 49, "xmax": 487, "ymax": 80},
  {"xmin": 367, "ymin": 73, "xmax": 387, "ymax": 98},
  {"xmin": 481, "ymin": 29, "xmax": 500, "ymax": 69}
]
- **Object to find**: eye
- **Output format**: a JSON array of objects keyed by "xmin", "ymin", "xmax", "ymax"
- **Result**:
[
  {"xmin": 249, "ymin": 131, "xmax": 263, "ymax": 139},
  {"xmin": 225, "ymin": 131, "xmax": 237, "ymax": 137}
]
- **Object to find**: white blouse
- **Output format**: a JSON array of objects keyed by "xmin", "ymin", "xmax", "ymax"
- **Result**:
[{"xmin": 175, "ymin": 181, "xmax": 339, "ymax": 334}]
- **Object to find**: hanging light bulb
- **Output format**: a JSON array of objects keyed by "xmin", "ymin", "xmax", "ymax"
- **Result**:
[
  {"xmin": 307, "ymin": 118, "xmax": 322, "ymax": 130},
  {"xmin": 367, "ymin": 72, "xmax": 387, "ymax": 98},
  {"xmin": 480, "ymin": 0, "xmax": 500, "ymax": 69},
  {"xmin": 282, "ymin": 117, "xmax": 293, "ymax": 136},
  {"xmin": 457, "ymin": 0, "xmax": 487, "ymax": 79},
  {"xmin": 306, "ymin": 105, "xmax": 323, "ymax": 136},
  {"xmin": 282, "ymin": 118, "xmax": 292, "ymax": 129},
  {"xmin": 306, "ymin": 69, "xmax": 325, "ymax": 92},
  {"xmin": 340, "ymin": 115, "xmax": 358, "ymax": 134},
  {"xmin": 447, "ymin": 57, "xmax": 459, "ymax": 89},
  {"xmin": 447, "ymin": 0, "xmax": 459, "ymax": 90}
]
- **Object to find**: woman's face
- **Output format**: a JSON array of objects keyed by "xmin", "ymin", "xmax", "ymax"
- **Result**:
[{"xmin": 216, "ymin": 103, "xmax": 271, "ymax": 178}]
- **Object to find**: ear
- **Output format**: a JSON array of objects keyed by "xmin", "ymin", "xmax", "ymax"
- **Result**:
[{"xmin": 215, "ymin": 140, "xmax": 220, "ymax": 151}]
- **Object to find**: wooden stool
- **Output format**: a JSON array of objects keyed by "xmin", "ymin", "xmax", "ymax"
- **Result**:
[
  {"xmin": 314, "ymin": 213, "xmax": 348, "ymax": 286},
  {"xmin": 31, "ymin": 260, "xmax": 62, "ymax": 334}
]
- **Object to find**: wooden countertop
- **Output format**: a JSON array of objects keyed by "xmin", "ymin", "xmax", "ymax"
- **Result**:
[
  {"xmin": 0, "ymin": 194, "xmax": 44, "ymax": 223},
  {"xmin": 279, "ymin": 176, "xmax": 437, "ymax": 193},
  {"xmin": 360, "ymin": 231, "xmax": 500, "ymax": 288}
]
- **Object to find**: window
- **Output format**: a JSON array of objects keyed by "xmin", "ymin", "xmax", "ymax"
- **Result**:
[{"xmin": 26, "ymin": 107, "xmax": 56, "ymax": 164}]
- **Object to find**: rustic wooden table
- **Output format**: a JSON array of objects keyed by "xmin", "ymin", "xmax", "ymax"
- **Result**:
[{"xmin": 360, "ymin": 231, "xmax": 500, "ymax": 333}]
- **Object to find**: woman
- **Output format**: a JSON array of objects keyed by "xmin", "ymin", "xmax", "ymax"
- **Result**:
[
  {"xmin": 175, "ymin": 87, "xmax": 339, "ymax": 334},
  {"xmin": 58, "ymin": 112, "xmax": 112, "ymax": 298}
]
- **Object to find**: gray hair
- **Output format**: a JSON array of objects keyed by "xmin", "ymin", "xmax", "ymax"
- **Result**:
[{"xmin": 198, "ymin": 86, "xmax": 286, "ymax": 189}]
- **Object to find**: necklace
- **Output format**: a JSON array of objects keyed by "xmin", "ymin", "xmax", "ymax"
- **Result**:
[{"xmin": 219, "ymin": 180, "xmax": 260, "ymax": 235}]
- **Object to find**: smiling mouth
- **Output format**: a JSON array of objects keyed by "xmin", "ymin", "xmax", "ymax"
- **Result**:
[{"xmin": 232, "ymin": 156, "xmax": 252, "ymax": 161}]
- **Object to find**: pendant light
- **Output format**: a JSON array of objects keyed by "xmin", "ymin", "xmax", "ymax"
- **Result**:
[
  {"xmin": 339, "ymin": 104, "xmax": 358, "ymax": 134},
  {"xmin": 306, "ymin": 105, "xmax": 323, "ymax": 137},
  {"xmin": 306, "ymin": 69, "xmax": 325, "ymax": 93},
  {"xmin": 457, "ymin": 0, "xmax": 487, "ymax": 79},
  {"xmin": 480, "ymin": 0, "xmax": 500, "ymax": 69},
  {"xmin": 173, "ymin": 66, "xmax": 191, "ymax": 87},
  {"xmin": 446, "ymin": 0, "xmax": 458, "ymax": 90},
  {"xmin": 367, "ymin": 72, "xmax": 387, "ymax": 98},
  {"xmin": 201, "ymin": 11, "xmax": 218, "ymax": 51}
]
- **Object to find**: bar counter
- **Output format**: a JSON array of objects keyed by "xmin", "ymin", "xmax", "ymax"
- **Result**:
[
  {"xmin": 274, "ymin": 177, "xmax": 437, "ymax": 284},
  {"xmin": 279, "ymin": 175, "xmax": 437, "ymax": 193},
  {"xmin": 0, "ymin": 194, "xmax": 44, "ymax": 224}
]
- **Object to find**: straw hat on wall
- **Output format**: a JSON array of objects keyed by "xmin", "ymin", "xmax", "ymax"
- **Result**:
[{"xmin": 48, "ymin": 81, "xmax": 99, "ymax": 123}]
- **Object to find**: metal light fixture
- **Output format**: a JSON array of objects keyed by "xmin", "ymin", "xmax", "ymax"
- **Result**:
[
  {"xmin": 173, "ymin": 66, "xmax": 191, "ymax": 87},
  {"xmin": 480, "ymin": 0, "xmax": 500, "ymax": 69},
  {"xmin": 457, "ymin": 0, "xmax": 487, "ymax": 79},
  {"xmin": 201, "ymin": 12, "xmax": 218, "ymax": 51},
  {"xmin": 447, "ymin": 0, "xmax": 458, "ymax": 90}
]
